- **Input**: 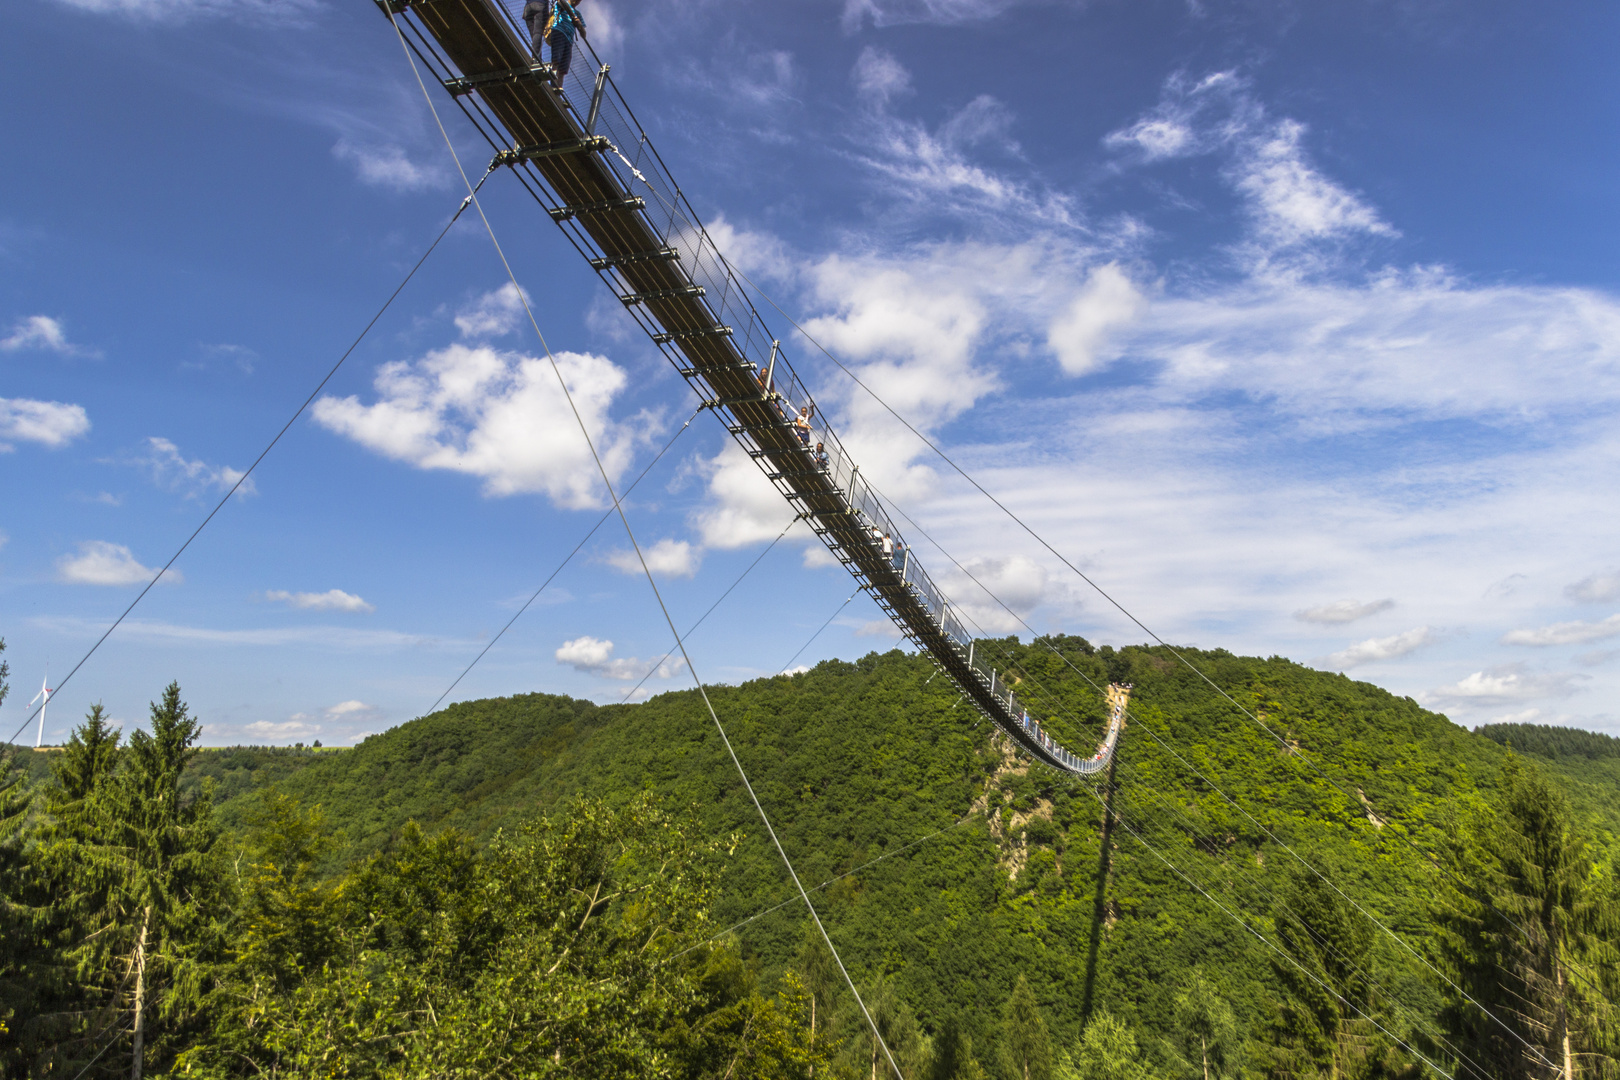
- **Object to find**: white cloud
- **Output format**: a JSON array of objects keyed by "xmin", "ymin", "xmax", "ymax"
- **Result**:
[
  {"xmin": 454, "ymin": 283, "xmax": 528, "ymax": 338},
  {"xmin": 605, "ymin": 538, "xmax": 700, "ymax": 579},
  {"xmin": 694, "ymin": 442, "xmax": 800, "ymax": 550},
  {"xmin": 264, "ymin": 589, "xmax": 376, "ymax": 614},
  {"xmin": 324, "ymin": 699, "xmax": 383, "ymax": 721},
  {"xmin": 48, "ymin": 0, "xmax": 317, "ymax": 22},
  {"xmin": 853, "ymin": 619, "xmax": 902, "ymax": 639},
  {"xmin": 0, "ymin": 398, "xmax": 90, "ymax": 449},
  {"xmin": 125, "ymin": 437, "xmax": 256, "ymax": 498},
  {"xmin": 1295, "ymin": 598, "xmax": 1396, "ymax": 624},
  {"xmin": 1501, "ymin": 614, "xmax": 1620, "ymax": 647},
  {"xmin": 313, "ymin": 343, "xmax": 636, "ymax": 508},
  {"xmin": 1047, "ymin": 264, "xmax": 1148, "ymax": 376},
  {"xmin": 554, "ymin": 635, "xmax": 687, "ymax": 680},
  {"xmin": 852, "ymin": 47, "xmax": 912, "ymax": 106},
  {"xmin": 55, "ymin": 541, "xmax": 178, "ymax": 587},
  {"xmin": 1322, "ymin": 626, "xmax": 1436, "ymax": 669},
  {"xmin": 332, "ymin": 140, "xmax": 447, "ymax": 192},
  {"xmin": 1426, "ymin": 665, "xmax": 1589, "ymax": 707},
  {"xmin": 1486, "ymin": 708, "xmax": 1543, "ymax": 726},
  {"xmin": 0, "ymin": 315, "xmax": 99, "ymax": 357},
  {"xmin": 232, "ymin": 701, "xmax": 379, "ymax": 743},
  {"xmin": 243, "ymin": 718, "xmax": 320, "ymax": 740},
  {"xmin": 1566, "ymin": 571, "xmax": 1620, "ymax": 604},
  {"xmin": 941, "ymin": 555, "xmax": 1056, "ymax": 634},
  {"xmin": 780, "ymin": 664, "xmax": 812, "ymax": 676},
  {"xmin": 32, "ymin": 616, "xmax": 466, "ymax": 651}
]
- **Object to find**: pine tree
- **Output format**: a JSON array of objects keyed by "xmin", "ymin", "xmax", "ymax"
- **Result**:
[
  {"xmin": 798, "ymin": 921, "xmax": 843, "ymax": 1074},
  {"xmin": 1166, "ymin": 969, "xmax": 1242, "ymax": 1080},
  {"xmin": 1433, "ymin": 757, "xmax": 1620, "ymax": 1080},
  {"xmin": 51, "ymin": 702, "xmax": 122, "ymax": 806},
  {"xmin": 999, "ymin": 974, "xmax": 1055, "ymax": 1080},
  {"xmin": 1063, "ymin": 1010, "xmax": 1157, "ymax": 1080},
  {"xmin": 47, "ymin": 683, "xmax": 225, "ymax": 1079},
  {"xmin": 932, "ymin": 1013, "xmax": 990, "ymax": 1080}
]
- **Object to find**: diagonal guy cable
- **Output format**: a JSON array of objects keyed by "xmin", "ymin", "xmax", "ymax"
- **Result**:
[
  {"xmin": 384, "ymin": 14, "xmax": 906, "ymax": 1078},
  {"xmin": 781, "ymin": 587, "xmax": 861, "ymax": 675},
  {"xmin": 669, "ymin": 811, "xmax": 980, "ymax": 965},
  {"xmin": 428, "ymin": 405, "xmax": 702, "ymax": 715},
  {"xmin": 615, "ymin": 517, "xmax": 796, "ymax": 705},
  {"xmin": 723, "ymin": 257, "xmax": 1596, "ymax": 1042},
  {"xmin": 4, "ymin": 173, "xmax": 492, "ymax": 751},
  {"xmin": 864, "ymin": 443, "xmax": 1558, "ymax": 1075},
  {"xmin": 1078, "ymin": 782, "xmax": 1456, "ymax": 1080}
]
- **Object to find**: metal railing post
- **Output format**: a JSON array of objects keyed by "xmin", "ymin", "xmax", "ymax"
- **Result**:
[{"xmin": 586, "ymin": 64, "xmax": 610, "ymax": 135}]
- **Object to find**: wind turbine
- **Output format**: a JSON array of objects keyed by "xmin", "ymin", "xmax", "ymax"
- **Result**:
[{"xmin": 29, "ymin": 672, "xmax": 52, "ymax": 749}]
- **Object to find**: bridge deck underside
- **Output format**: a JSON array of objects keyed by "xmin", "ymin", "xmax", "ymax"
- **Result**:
[{"xmin": 395, "ymin": 0, "xmax": 1112, "ymax": 774}]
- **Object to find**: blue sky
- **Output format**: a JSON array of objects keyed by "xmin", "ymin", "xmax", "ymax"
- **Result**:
[{"xmin": 3, "ymin": 0, "xmax": 1618, "ymax": 745}]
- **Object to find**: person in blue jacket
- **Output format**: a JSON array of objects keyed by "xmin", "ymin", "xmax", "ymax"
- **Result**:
[{"xmin": 522, "ymin": 0, "xmax": 586, "ymax": 83}]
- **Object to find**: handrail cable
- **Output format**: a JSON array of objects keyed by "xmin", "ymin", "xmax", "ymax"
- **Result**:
[
  {"xmin": 426, "ymin": 404, "xmax": 702, "ymax": 715},
  {"xmin": 866, "ymin": 475, "xmax": 1553, "ymax": 1075},
  {"xmin": 383, "ymin": 15, "xmax": 906, "ymax": 1078},
  {"xmin": 3, "ymin": 175, "xmax": 492, "ymax": 751}
]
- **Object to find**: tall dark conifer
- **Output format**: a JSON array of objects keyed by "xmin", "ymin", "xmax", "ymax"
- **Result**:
[
  {"xmin": 48, "ymin": 683, "xmax": 224, "ymax": 1080},
  {"xmin": 998, "ymin": 974, "xmax": 1054, "ymax": 1080},
  {"xmin": 1433, "ymin": 758, "xmax": 1620, "ymax": 1080}
]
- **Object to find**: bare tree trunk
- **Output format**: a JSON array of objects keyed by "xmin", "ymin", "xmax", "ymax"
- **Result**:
[
  {"xmin": 131, "ymin": 908, "xmax": 150, "ymax": 1080},
  {"xmin": 1555, "ymin": 959, "xmax": 1573, "ymax": 1080},
  {"xmin": 1202, "ymin": 1034, "xmax": 1209, "ymax": 1080}
]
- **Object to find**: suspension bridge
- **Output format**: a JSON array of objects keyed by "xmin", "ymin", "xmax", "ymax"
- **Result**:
[{"xmin": 379, "ymin": 0, "xmax": 1123, "ymax": 775}]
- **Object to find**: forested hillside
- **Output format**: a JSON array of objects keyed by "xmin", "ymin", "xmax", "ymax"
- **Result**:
[{"xmin": 3, "ymin": 637, "xmax": 1617, "ymax": 1079}]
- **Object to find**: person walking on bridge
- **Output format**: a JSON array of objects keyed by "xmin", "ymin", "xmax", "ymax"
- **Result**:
[{"xmin": 522, "ymin": 0, "xmax": 586, "ymax": 84}]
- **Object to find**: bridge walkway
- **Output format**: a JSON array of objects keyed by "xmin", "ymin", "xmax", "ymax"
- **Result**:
[{"xmin": 382, "ymin": 0, "xmax": 1122, "ymax": 775}]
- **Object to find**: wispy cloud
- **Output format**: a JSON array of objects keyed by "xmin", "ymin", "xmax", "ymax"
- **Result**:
[
  {"xmin": 851, "ymin": 47, "xmax": 912, "ymax": 107},
  {"xmin": 32, "ymin": 616, "xmax": 467, "ymax": 651},
  {"xmin": 554, "ymin": 635, "xmax": 687, "ymax": 681},
  {"xmin": 1322, "ymin": 626, "xmax": 1435, "ymax": 669},
  {"xmin": 332, "ymin": 139, "xmax": 448, "ymax": 192},
  {"xmin": 0, "ymin": 398, "xmax": 90, "ymax": 450},
  {"xmin": 1295, "ymin": 598, "xmax": 1396, "ymax": 625},
  {"xmin": 264, "ymin": 589, "xmax": 376, "ymax": 614},
  {"xmin": 1566, "ymin": 571, "xmax": 1620, "ymax": 604},
  {"xmin": 120, "ymin": 437, "xmax": 255, "ymax": 499},
  {"xmin": 1105, "ymin": 70, "xmax": 1395, "ymax": 263},
  {"xmin": 47, "ymin": 0, "xmax": 318, "ymax": 24},
  {"xmin": 841, "ymin": 0, "xmax": 1035, "ymax": 31},
  {"xmin": 0, "ymin": 315, "xmax": 100, "ymax": 358},
  {"xmin": 1501, "ymin": 614, "xmax": 1620, "ymax": 647},
  {"xmin": 55, "ymin": 541, "xmax": 178, "ymax": 587}
]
